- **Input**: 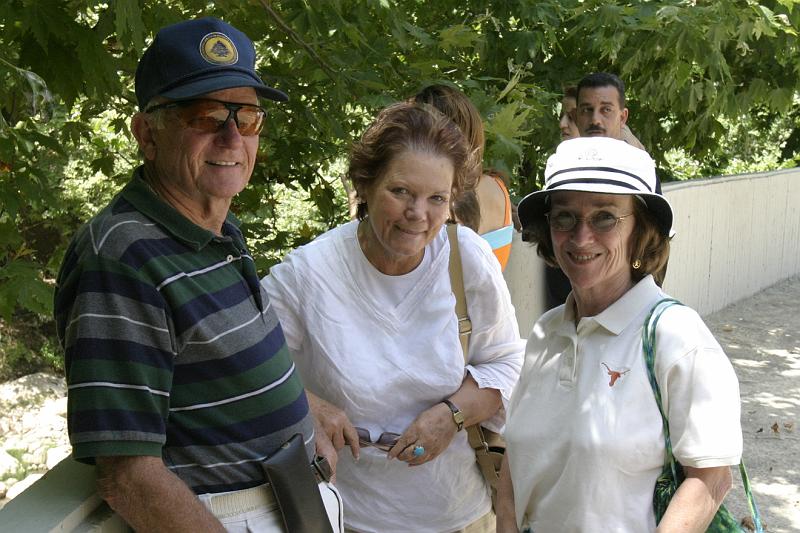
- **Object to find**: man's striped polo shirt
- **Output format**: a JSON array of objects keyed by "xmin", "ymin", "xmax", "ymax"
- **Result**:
[{"xmin": 54, "ymin": 169, "xmax": 315, "ymax": 494}]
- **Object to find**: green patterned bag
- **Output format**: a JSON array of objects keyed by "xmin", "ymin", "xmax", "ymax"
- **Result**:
[{"xmin": 644, "ymin": 299, "xmax": 763, "ymax": 532}]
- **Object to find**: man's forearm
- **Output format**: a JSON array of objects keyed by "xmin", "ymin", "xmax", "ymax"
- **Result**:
[{"xmin": 97, "ymin": 455, "xmax": 225, "ymax": 532}]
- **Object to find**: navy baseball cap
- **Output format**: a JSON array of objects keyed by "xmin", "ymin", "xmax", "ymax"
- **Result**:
[{"xmin": 135, "ymin": 17, "xmax": 287, "ymax": 110}]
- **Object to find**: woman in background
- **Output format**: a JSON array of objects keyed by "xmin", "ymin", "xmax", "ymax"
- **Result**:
[
  {"xmin": 414, "ymin": 84, "xmax": 515, "ymax": 271},
  {"xmin": 559, "ymin": 86, "xmax": 580, "ymax": 141}
]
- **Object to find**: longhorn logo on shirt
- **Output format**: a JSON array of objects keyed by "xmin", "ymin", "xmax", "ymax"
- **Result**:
[{"xmin": 601, "ymin": 362, "xmax": 630, "ymax": 387}]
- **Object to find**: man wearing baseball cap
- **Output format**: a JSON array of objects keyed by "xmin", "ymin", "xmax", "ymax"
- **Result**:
[{"xmin": 55, "ymin": 18, "xmax": 341, "ymax": 531}]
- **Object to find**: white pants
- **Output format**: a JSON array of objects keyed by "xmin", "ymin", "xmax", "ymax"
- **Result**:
[{"xmin": 199, "ymin": 481, "xmax": 343, "ymax": 533}]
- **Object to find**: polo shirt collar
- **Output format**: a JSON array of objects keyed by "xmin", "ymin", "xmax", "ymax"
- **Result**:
[
  {"xmin": 546, "ymin": 293, "xmax": 577, "ymax": 338},
  {"xmin": 122, "ymin": 167, "xmax": 242, "ymax": 250},
  {"xmin": 593, "ymin": 275, "xmax": 661, "ymax": 335}
]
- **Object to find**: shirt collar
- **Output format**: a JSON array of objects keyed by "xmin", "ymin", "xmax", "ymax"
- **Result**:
[
  {"xmin": 545, "ymin": 292, "xmax": 578, "ymax": 338},
  {"xmin": 122, "ymin": 167, "xmax": 242, "ymax": 250},
  {"xmin": 593, "ymin": 275, "xmax": 662, "ymax": 335}
]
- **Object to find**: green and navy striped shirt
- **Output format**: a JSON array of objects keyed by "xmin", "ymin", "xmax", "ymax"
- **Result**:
[{"xmin": 55, "ymin": 170, "xmax": 314, "ymax": 494}]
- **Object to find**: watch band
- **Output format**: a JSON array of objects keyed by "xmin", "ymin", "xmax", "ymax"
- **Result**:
[{"xmin": 442, "ymin": 399, "xmax": 465, "ymax": 431}]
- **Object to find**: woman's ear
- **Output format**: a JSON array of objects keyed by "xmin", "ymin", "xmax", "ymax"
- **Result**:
[
  {"xmin": 353, "ymin": 181, "xmax": 368, "ymax": 204},
  {"xmin": 131, "ymin": 113, "xmax": 158, "ymax": 161}
]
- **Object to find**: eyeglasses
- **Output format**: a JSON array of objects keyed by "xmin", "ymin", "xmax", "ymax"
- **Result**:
[
  {"xmin": 355, "ymin": 427, "xmax": 400, "ymax": 452},
  {"xmin": 546, "ymin": 210, "xmax": 633, "ymax": 232},
  {"xmin": 145, "ymin": 98, "xmax": 267, "ymax": 136}
]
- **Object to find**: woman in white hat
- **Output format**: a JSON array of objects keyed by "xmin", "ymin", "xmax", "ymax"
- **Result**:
[{"xmin": 496, "ymin": 137, "xmax": 743, "ymax": 532}]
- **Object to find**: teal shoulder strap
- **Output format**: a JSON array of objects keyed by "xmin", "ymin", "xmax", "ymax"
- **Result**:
[{"xmin": 642, "ymin": 298, "xmax": 763, "ymax": 532}]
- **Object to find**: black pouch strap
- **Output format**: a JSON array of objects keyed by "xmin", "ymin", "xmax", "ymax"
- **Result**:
[{"xmin": 312, "ymin": 455, "xmax": 333, "ymax": 483}]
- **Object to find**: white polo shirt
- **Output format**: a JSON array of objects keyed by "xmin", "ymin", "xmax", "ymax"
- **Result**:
[{"xmin": 505, "ymin": 275, "xmax": 742, "ymax": 532}]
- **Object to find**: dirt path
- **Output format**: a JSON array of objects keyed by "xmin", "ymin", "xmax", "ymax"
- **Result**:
[{"xmin": 703, "ymin": 275, "xmax": 800, "ymax": 532}]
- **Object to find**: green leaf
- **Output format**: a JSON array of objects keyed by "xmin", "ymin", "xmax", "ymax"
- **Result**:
[
  {"xmin": 768, "ymin": 87, "xmax": 794, "ymax": 110},
  {"xmin": 114, "ymin": 0, "xmax": 147, "ymax": 50},
  {"xmin": 484, "ymin": 101, "xmax": 532, "ymax": 151},
  {"xmin": 90, "ymin": 155, "xmax": 118, "ymax": 177},
  {"xmin": 26, "ymin": 130, "xmax": 65, "ymax": 155},
  {"xmin": 0, "ymin": 260, "xmax": 53, "ymax": 319},
  {"xmin": 390, "ymin": 17, "xmax": 411, "ymax": 50},
  {"xmin": 495, "ymin": 69, "xmax": 522, "ymax": 103},
  {"xmin": 75, "ymin": 27, "xmax": 121, "ymax": 96},
  {"xmin": 19, "ymin": 3, "xmax": 70, "ymax": 51},
  {"xmin": 439, "ymin": 24, "xmax": 480, "ymax": 52},
  {"xmin": 403, "ymin": 22, "xmax": 435, "ymax": 46}
]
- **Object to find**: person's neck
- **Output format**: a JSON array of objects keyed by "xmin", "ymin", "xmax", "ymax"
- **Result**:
[
  {"xmin": 356, "ymin": 219, "xmax": 423, "ymax": 276},
  {"xmin": 142, "ymin": 167, "xmax": 230, "ymax": 236},
  {"xmin": 572, "ymin": 275, "xmax": 634, "ymax": 322}
]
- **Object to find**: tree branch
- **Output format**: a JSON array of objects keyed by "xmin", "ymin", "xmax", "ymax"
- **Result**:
[{"xmin": 258, "ymin": 0, "xmax": 341, "ymax": 83}]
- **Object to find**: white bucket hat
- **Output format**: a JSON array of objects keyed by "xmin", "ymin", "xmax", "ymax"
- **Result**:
[{"xmin": 517, "ymin": 137, "xmax": 673, "ymax": 236}]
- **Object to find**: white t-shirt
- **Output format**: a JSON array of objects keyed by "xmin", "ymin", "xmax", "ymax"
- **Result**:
[
  {"xmin": 505, "ymin": 275, "xmax": 742, "ymax": 533},
  {"xmin": 262, "ymin": 221, "xmax": 524, "ymax": 533}
]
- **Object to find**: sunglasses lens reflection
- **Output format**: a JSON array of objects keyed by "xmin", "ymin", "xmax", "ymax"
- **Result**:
[
  {"xmin": 232, "ymin": 108, "xmax": 265, "ymax": 135},
  {"xmin": 179, "ymin": 101, "xmax": 265, "ymax": 136}
]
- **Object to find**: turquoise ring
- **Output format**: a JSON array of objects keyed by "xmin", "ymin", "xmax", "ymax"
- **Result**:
[{"xmin": 412, "ymin": 445, "xmax": 425, "ymax": 457}]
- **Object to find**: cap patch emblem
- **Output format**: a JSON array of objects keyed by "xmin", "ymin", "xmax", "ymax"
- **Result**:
[{"xmin": 200, "ymin": 32, "xmax": 238, "ymax": 65}]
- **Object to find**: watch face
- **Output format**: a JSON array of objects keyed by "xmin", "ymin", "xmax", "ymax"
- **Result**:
[{"xmin": 444, "ymin": 399, "xmax": 465, "ymax": 429}]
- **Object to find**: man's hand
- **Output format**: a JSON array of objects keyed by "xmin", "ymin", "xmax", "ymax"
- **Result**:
[
  {"xmin": 314, "ymin": 416, "xmax": 339, "ymax": 482},
  {"xmin": 96, "ymin": 455, "xmax": 225, "ymax": 532},
  {"xmin": 307, "ymin": 390, "xmax": 361, "ymax": 460}
]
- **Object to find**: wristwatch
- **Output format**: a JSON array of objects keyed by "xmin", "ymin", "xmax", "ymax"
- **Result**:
[{"xmin": 442, "ymin": 399, "xmax": 465, "ymax": 431}]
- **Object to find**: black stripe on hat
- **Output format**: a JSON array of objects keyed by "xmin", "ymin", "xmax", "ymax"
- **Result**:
[{"xmin": 548, "ymin": 166, "xmax": 653, "ymax": 192}]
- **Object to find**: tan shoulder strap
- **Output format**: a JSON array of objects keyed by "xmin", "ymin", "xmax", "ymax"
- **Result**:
[
  {"xmin": 446, "ymin": 223, "xmax": 472, "ymax": 362},
  {"xmin": 447, "ymin": 224, "xmax": 503, "ymax": 505}
]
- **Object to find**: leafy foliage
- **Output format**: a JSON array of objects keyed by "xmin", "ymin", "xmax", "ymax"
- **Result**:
[{"xmin": 1, "ymin": 1, "xmax": 800, "ymax": 377}]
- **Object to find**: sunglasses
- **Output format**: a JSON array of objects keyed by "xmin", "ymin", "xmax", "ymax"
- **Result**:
[
  {"xmin": 355, "ymin": 427, "xmax": 401, "ymax": 452},
  {"xmin": 145, "ymin": 98, "xmax": 267, "ymax": 136},
  {"xmin": 546, "ymin": 210, "xmax": 633, "ymax": 233}
]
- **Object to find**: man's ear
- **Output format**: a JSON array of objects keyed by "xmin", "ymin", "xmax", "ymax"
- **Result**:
[
  {"xmin": 620, "ymin": 107, "xmax": 629, "ymax": 126},
  {"xmin": 131, "ymin": 113, "xmax": 157, "ymax": 161}
]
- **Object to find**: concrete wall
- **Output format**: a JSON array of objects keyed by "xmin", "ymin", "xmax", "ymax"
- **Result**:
[
  {"xmin": 0, "ymin": 457, "xmax": 125, "ymax": 532},
  {"xmin": 505, "ymin": 168, "xmax": 800, "ymax": 336}
]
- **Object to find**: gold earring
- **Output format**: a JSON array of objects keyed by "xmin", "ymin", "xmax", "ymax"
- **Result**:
[{"xmin": 632, "ymin": 259, "xmax": 642, "ymax": 270}]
